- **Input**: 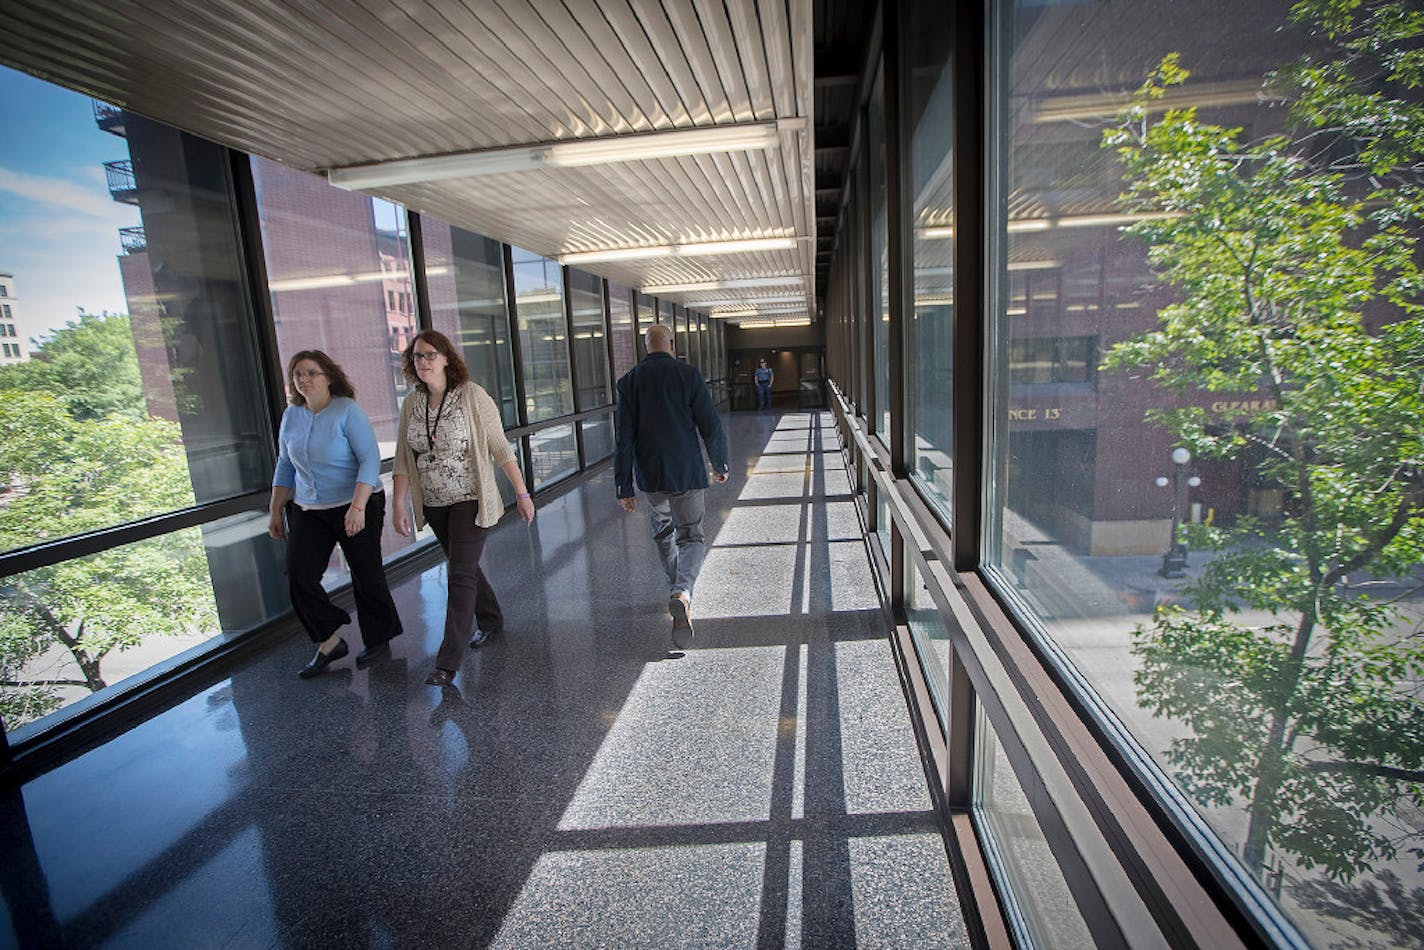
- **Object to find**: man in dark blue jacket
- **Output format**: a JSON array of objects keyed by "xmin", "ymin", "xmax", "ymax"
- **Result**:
[{"xmin": 615, "ymin": 323, "xmax": 729, "ymax": 650}]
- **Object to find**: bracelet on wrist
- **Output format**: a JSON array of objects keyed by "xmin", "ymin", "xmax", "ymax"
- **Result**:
[
  {"xmin": 517, "ymin": 492, "xmax": 531, "ymax": 499},
  {"xmin": 351, "ymin": 505, "xmax": 365, "ymax": 512}
]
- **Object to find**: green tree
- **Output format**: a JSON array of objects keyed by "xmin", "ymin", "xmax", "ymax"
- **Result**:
[
  {"xmin": 0, "ymin": 308, "xmax": 144, "ymax": 420},
  {"xmin": 0, "ymin": 316, "xmax": 214, "ymax": 726},
  {"xmin": 1100, "ymin": 1, "xmax": 1424, "ymax": 884}
]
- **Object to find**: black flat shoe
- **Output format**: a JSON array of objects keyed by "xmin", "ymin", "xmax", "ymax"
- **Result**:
[
  {"xmin": 355, "ymin": 641, "xmax": 390, "ymax": 669},
  {"xmin": 469, "ymin": 626, "xmax": 502, "ymax": 649},
  {"xmin": 298, "ymin": 638, "xmax": 348, "ymax": 678},
  {"xmin": 424, "ymin": 668, "xmax": 456, "ymax": 687}
]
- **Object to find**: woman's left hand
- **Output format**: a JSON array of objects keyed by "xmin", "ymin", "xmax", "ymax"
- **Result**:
[
  {"xmin": 344, "ymin": 504, "xmax": 366, "ymax": 537},
  {"xmin": 516, "ymin": 495, "xmax": 535, "ymax": 524}
]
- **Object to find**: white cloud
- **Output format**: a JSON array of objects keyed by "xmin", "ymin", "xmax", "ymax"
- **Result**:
[{"xmin": 0, "ymin": 165, "xmax": 132, "ymax": 221}]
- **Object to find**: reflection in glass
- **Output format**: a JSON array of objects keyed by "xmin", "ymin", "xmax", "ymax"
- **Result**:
[
  {"xmin": 531, "ymin": 423, "xmax": 578, "ymax": 489},
  {"xmin": 973, "ymin": 700, "xmax": 1092, "ymax": 947},
  {"xmin": 581, "ymin": 415, "xmax": 613, "ymax": 465},
  {"xmin": 422, "ymin": 218, "xmax": 519, "ymax": 428},
  {"xmin": 511, "ymin": 246, "xmax": 573, "ymax": 423},
  {"xmin": 252, "ymin": 157, "xmax": 408, "ymax": 448},
  {"xmin": 987, "ymin": 2, "xmax": 1424, "ymax": 941},
  {"xmin": 568, "ymin": 268, "xmax": 610, "ymax": 410},
  {"xmin": 608, "ymin": 282, "xmax": 636, "ymax": 382},
  {"xmin": 868, "ymin": 67, "xmax": 890, "ymax": 438},
  {"xmin": 904, "ymin": 559, "xmax": 950, "ymax": 732},
  {"xmin": 907, "ymin": 3, "xmax": 955, "ymax": 520}
]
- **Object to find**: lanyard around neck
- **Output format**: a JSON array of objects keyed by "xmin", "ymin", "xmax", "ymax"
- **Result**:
[{"xmin": 424, "ymin": 386, "xmax": 451, "ymax": 451}]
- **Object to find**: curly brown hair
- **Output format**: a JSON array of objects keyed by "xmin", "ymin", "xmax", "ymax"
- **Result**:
[
  {"xmin": 402, "ymin": 329, "xmax": 470, "ymax": 393},
  {"xmin": 286, "ymin": 350, "xmax": 356, "ymax": 406}
]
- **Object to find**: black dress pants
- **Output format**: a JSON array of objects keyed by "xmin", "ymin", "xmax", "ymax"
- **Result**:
[
  {"xmin": 285, "ymin": 491, "xmax": 402, "ymax": 648},
  {"xmin": 424, "ymin": 499, "xmax": 502, "ymax": 671}
]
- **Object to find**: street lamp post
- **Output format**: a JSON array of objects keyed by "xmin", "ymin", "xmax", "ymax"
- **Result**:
[{"xmin": 1156, "ymin": 447, "xmax": 1201, "ymax": 578}]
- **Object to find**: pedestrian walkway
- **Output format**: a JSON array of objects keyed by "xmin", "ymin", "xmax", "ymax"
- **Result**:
[{"xmin": 4, "ymin": 410, "xmax": 967, "ymax": 948}]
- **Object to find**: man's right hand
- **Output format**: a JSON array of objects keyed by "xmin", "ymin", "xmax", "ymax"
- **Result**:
[
  {"xmin": 619, "ymin": 496, "xmax": 637, "ymax": 512},
  {"xmin": 267, "ymin": 510, "xmax": 285, "ymax": 540}
]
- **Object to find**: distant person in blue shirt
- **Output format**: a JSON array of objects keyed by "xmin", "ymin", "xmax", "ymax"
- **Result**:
[
  {"xmin": 269, "ymin": 350, "xmax": 402, "ymax": 678},
  {"xmin": 754, "ymin": 357, "xmax": 774, "ymax": 410},
  {"xmin": 615, "ymin": 323, "xmax": 729, "ymax": 651}
]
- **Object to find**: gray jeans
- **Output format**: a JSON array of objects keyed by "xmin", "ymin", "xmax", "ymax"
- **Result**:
[{"xmin": 646, "ymin": 489, "xmax": 706, "ymax": 598}]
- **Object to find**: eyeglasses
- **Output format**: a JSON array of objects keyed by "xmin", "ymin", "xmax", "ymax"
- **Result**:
[
  {"xmin": 293, "ymin": 370, "xmax": 326, "ymax": 381},
  {"xmin": 412, "ymin": 350, "xmax": 442, "ymax": 363}
]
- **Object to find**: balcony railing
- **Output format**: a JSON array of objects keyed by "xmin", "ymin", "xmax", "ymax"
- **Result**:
[
  {"xmin": 118, "ymin": 226, "xmax": 146, "ymax": 255},
  {"xmin": 104, "ymin": 160, "xmax": 138, "ymax": 204},
  {"xmin": 91, "ymin": 100, "xmax": 126, "ymax": 136}
]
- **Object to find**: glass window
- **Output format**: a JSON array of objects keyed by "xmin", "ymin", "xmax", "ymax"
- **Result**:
[
  {"xmin": 530, "ymin": 422, "xmax": 577, "ymax": 489},
  {"xmin": 581, "ymin": 415, "xmax": 613, "ymax": 465},
  {"xmin": 907, "ymin": 3, "xmax": 955, "ymax": 519},
  {"xmin": 421, "ymin": 219, "xmax": 518, "ymax": 429},
  {"xmin": 567, "ymin": 268, "xmax": 610, "ymax": 410},
  {"xmin": 608, "ymin": 281, "xmax": 635, "ymax": 382},
  {"xmin": 510, "ymin": 246, "xmax": 573, "ymax": 423},
  {"xmin": 634, "ymin": 292, "xmax": 657, "ymax": 360},
  {"xmin": 674, "ymin": 303, "xmax": 689, "ymax": 360},
  {"xmin": 987, "ymin": 2, "xmax": 1424, "ymax": 942},
  {"xmin": 973, "ymin": 699, "xmax": 1092, "ymax": 947},
  {"xmin": 868, "ymin": 67, "xmax": 890, "ymax": 438},
  {"xmin": 0, "ymin": 74, "xmax": 288, "ymax": 732},
  {"xmin": 905, "ymin": 557, "xmax": 950, "ymax": 732},
  {"xmin": 252, "ymin": 158, "xmax": 410, "ymax": 452}
]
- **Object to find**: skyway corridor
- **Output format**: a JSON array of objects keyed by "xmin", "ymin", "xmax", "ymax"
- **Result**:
[{"xmin": 3, "ymin": 410, "xmax": 966, "ymax": 948}]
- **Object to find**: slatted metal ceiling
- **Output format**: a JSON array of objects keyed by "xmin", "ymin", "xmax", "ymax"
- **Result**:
[{"xmin": 3, "ymin": 0, "xmax": 816, "ymax": 324}]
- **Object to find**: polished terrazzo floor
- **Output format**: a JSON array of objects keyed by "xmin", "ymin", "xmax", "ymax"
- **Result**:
[{"xmin": 2, "ymin": 410, "xmax": 968, "ymax": 949}]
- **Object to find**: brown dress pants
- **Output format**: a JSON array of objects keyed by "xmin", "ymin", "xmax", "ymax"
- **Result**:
[{"xmin": 424, "ymin": 499, "xmax": 503, "ymax": 671}]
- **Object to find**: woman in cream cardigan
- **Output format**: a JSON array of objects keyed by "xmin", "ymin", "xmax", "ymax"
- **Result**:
[{"xmin": 391, "ymin": 330, "xmax": 535, "ymax": 687}]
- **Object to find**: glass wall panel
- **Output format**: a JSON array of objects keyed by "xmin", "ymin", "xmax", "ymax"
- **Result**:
[
  {"xmin": 634, "ymin": 291, "xmax": 657, "ymax": 360},
  {"xmin": 906, "ymin": 3, "xmax": 955, "ymax": 519},
  {"xmin": 567, "ymin": 268, "xmax": 609, "ymax": 410},
  {"xmin": 867, "ymin": 67, "xmax": 891, "ymax": 439},
  {"xmin": 581, "ymin": 415, "xmax": 613, "ymax": 465},
  {"xmin": 530, "ymin": 423, "xmax": 578, "ymax": 489},
  {"xmin": 0, "ymin": 72, "xmax": 286, "ymax": 730},
  {"xmin": 608, "ymin": 281, "xmax": 635, "ymax": 382},
  {"xmin": 0, "ymin": 511, "xmax": 293, "ymax": 734},
  {"xmin": 905, "ymin": 557, "xmax": 950, "ymax": 732},
  {"xmin": 674, "ymin": 303, "xmax": 689, "ymax": 359},
  {"xmin": 987, "ymin": 2, "xmax": 1424, "ymax": 941},
  {"xmin": 422, "ymin": 218, "xmax": 519, "ymax": 428},
  {"xmin": 510, "ymin": 246, "xmax": 573, "ymax": 423},
  {"xmin": 252, "ymin": 159, "xmax": 410, "ymax": 451},
  {"xmin": 973, "ymin": 700, "xmax": 1091, "ymax": 947}
]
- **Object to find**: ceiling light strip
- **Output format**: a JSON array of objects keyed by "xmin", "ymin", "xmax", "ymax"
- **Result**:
[{"xmin": 328, "ymin": 119, "xmax": 805, "ymax": 190}]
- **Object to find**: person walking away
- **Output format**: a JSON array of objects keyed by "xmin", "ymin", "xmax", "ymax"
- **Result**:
[
  {"xmin": 753, "ymin": 357, "xmax": 774, "ymax": 410},
  {"xmin": 269, "ymin": 350, "xmax": 403, "ymax": 678},
  {"xmin": 615, "ymin": 323, "xmax": 729, "ymax": 650},
  {"xmin": 390, "ymin": 330, "xmax": 535, "ymax": 688}
]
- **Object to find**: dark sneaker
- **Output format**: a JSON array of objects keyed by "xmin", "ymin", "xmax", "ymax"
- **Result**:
[{"xmin": 669, "ymin": 593, "xmax": 693, "ymax": 650}]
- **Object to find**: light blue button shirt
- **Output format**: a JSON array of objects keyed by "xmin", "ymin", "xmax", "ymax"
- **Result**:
[{"xmin": 272, "ymin": 397, "xmax": 382, "ymax": 507}]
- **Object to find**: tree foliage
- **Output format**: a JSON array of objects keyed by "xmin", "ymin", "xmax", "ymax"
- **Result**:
[
  {"xmin": 0, "ymin": 313, "xmax": 214, "ymax": 727},
  {"xmin": 1101, "ymin": 0, "xmax": 1424, "ymax": 883}
]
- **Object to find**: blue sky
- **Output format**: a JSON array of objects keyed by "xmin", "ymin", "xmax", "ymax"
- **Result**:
[{"xmin": 0, "ymin": 65, "xmax": 141, "ymax": 344}]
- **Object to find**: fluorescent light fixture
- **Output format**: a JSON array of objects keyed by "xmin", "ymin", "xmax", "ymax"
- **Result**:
[
  {"xmin": 1007, "ymin": 259, "xmax": 1060, "ymax": 271},
  {"xmin": 920, "ymin": 226, "xmax": 954, "ymax": 239},
  {"xmin": 516, "ymin": 291, "xmax": 563, "ymax": 304},
  {"xmin": 1006, "ymin": 219, "xmax": 1051, "ymax": 233},
  {"xmin": 560, "ymin": 246, "xmax": 674, "ymax": 265},
  {"xmin": 676, "ymin": 237, "xmax": 797, "ymax": 255},
  {"xmin": 560, "ymin": 236, "xmax": 797, "ymax": 266},
  {"xmin": 268, "ymin": 269, "xmax": 391, "ymax": 292},
  {"xmin": 642, "ymin": 275, "xmax": 807, "ymax": 294},
  {"xmin": 328, "ymin": 119, "xmax": 804, "ymax": 190}
]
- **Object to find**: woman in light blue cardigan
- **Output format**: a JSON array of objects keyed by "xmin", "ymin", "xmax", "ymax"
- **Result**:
[{"xmin": 269, "ymin": 350, "xmax": 402, "ymax": 678}]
